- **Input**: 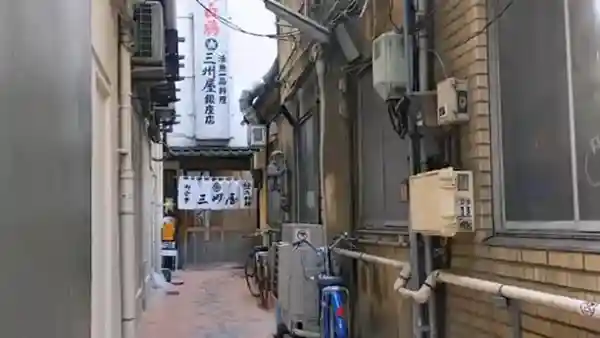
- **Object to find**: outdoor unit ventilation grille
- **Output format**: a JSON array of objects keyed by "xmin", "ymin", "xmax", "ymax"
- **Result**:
[{"xmin": 133, "ymin": 1, "xmax": 165, "ymax": 64}]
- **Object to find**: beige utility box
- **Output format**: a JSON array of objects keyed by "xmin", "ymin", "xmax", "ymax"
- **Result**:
[
  {"xmin": 437, "ymin": 77, "xmax": 469, "ymax": 126},
  {"xmin": 409, "ymin": 167, "xmax": 474, "ymax": 237}
]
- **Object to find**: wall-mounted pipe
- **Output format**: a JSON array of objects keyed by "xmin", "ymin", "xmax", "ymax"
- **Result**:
[
  {"xmin": 334, "ymin": 248, "xmax": 600, "ymax": 320},
  {"xmin": 239, "ymin": 59, "xmax": 279, "ymax": 124},
  {"xmin": 117, "ymin": 23, "xmax": 137, "ymax": 338},
  {"xmin": 355, "ymin": 238, "xmax": 407, "ymax": 247},
  {"xmin": 163, "ymin": 0, "xmax": 177, "ymax": 29},
  {"xmin": 333, "ymin": 248, "xmax": 411, "ymax": 287},
  {"xmin": 413, "ymin": 0, "xmax": 438, "ymax": 332},
  {"xmin": 313, "ymin": 44, "xmax": 328, "ymax": 241}
]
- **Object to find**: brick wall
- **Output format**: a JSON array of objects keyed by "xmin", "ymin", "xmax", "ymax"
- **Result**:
[{"xmin": 435, "ymin": 1, "xmax": 600, "ymax": 337}]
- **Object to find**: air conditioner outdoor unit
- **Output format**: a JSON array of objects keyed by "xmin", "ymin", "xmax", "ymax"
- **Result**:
[
  {"xmin": 132, "ymin": 1, "xmax": 165, "ymax": 66},
  {"xmin": 277, "ymin": 223, "xmax": 325, "ymax": 334},
  {"xmin": 372, "ymin": 31, "xmax": 409, "ymax": 101},
  {"xmin": 248, "ymin": 125, "xmax": 267, "ymax": 148},
  {"xmin": 409, "ymin": 167, "xmax": 475, "ymax": 237}
]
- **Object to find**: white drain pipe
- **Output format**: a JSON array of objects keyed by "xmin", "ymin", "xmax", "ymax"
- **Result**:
[
  {"xmin": 118, "ymin": 25, "xmax": 137, "ymax": 338},
  {"xmin": 313, "ymin": 44, "xmax": 328, "ymax": 240},
  {"xmin": 333, "ymin": 248, "xmax": 412, "ymax": 288},
  {"xmin": 334, "ymin": 249, "xmax": 600, "ymax": 319}
]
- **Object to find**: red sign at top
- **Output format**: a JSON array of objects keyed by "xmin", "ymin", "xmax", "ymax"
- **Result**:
[{"xmin": 204, "ymin": 1, "xmax": 220, "ymax": 36}]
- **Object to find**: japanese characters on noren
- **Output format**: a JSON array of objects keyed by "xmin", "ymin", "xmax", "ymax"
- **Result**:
[
  {"xmin": 183, "ymin": 178, "xmax": 192, "ymax": 204},
  {"xmin": 178, "ymin": 176, "xmax": 250, "ymax": 210}
]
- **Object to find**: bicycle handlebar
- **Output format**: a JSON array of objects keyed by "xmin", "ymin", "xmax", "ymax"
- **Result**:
[
  {"xmin": 242, "ymin": 228, "xmax": 278, "ymax": 239},
  {"xmin": 291, "ymin": 232, "xmax": 352, "ymax": 252}
]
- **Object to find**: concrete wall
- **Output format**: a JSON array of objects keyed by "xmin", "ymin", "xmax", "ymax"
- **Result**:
[
  {"xmin": 91, "ymin": 1, "xmax": 165, "ymax": 336},
  {"xmin": 0, "ymin": 0, "xmax": 92, "ymax": 337},
  {"xmin": 91, "ymin": 1, "xmax": 120, "ymax": 337},
  {"xmin": 434, "ymin": 1, "xmax": 600, "ymax": 337}
]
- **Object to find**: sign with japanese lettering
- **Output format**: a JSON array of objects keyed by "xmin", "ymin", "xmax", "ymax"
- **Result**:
[
  {"xmin": 177, "ymin": 176, "xmax": 201, "ymax": 210},
  {"xmin": 194, "ymin": 0, "xmax": 231, "ymax": 140},
  {"xmin": 240, "ymin": 179, "xmax": 253, "ymax": 209},
  {"xmin": 223, "ymin": 179, "xmax": 241, "ymax": 209},
  {"xmin": 177, "ymin": 176, "xmax": 250, "ymax": 210}
]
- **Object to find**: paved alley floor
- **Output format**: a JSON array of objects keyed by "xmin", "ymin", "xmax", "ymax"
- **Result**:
[{"xmin": 139, "ymin": 265, "xmax": 275, "ymax": 338}]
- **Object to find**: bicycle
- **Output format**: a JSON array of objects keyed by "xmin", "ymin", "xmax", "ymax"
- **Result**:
[
  {"xmin": 277, "ymin": 233, "xmax": 351, "ymax": 338},
  {"xmin": 243, "ymin": 228, "xmax": 277, "ymax": 300}
]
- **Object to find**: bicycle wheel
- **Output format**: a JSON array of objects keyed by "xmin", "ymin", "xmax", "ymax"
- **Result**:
[
  {"xmin": 258, "ymin": 260, "xmax": 270, "ymax": 307},
  {"xmin": 244, "ymin": 253, "xmax": 261, "ymax": 297}
]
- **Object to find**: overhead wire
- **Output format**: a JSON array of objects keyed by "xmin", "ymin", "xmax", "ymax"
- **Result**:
[
  {"xmin": 194, "ymin": 0, "xmax": 300, "ymax": 40},
  {"xmin": 443, "ymin": 0, "xmax": 514, "ymax": 52},
  {"xmin": 328, "ymin": 0, "xmax": 360, "ymax": 24}
]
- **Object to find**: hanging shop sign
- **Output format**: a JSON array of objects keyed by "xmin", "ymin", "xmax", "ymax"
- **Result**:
[
  {"xmin": 177, "ymin": 176, "xmax": 253, "ymax": 210},
  {"xmin": 194, "ymin": 0, "xmax": 231, "ymax": 140}
]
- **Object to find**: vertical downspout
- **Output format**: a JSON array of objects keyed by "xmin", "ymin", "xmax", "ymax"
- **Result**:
[
  {"xmin": 416, "ymin": 0, "xmax": 438, "ymax": 335},
  {"xmin": 153, "ymin": 144, "xmax": 164, "ymax": 274},
  {"xmin": 118, "ymin": 20, "xmax": 137, "ymax": 338},
  {"xmin": 255, "ymin": 161, "xmax": 261, "ymax": 231},
  {"xmin": 264, "ymin": 123, "xmax": 270, "ymax": 231},
  {"xmin": 314, "ymin": 46, "xmax": 327, "ymax": 239},
  {"xmin": 403, "ymin": 0, "xmax": 429, "ymax": 338}
]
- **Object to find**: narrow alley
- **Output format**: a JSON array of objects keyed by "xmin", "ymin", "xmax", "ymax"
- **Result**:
[
  {"xmin": 139, "ymin": 266, "xmax": 274, "ymax": 338},
  {"xmin": 8, "ymin": 0, "xmax": 600, "ymax": 338}
]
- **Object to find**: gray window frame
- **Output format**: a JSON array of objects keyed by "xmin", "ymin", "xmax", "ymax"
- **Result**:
[
  {"xmin": 295, "ymin": 109, "xmax": 321, "ymax": 224},
  {"xmin": 488, "ymin": 0, "xmax": 600, "ymax": 233}
]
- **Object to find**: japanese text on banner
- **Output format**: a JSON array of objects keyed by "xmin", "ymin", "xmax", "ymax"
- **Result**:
[{"xmin": 200, "ymin": 0, "xmax": 228, "ymax": 126}]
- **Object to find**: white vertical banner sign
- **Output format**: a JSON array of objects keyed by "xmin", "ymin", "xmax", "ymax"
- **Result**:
[
  {"xmin": 241, "ymin": 179, "xmax": 253, "ymax": 209},
  {"xmin": 194, "ymin": 0, "xmax": 231, "ymax": 140},
  {"xmin": 177, "ymin": 176, "xmax": 199, "ymax": 210},
  {"xmin": 223, "ymin": 179, "xmax": 240, "ymax": 209},
  {"xmin": 209, "ymin": 177, "xmax": 226, "ymax": 210},
  {"xmin": 196, "ymin": 177, "xmax": 212, "ymax": 210}
]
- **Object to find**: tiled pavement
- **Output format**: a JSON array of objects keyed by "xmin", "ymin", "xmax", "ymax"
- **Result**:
[{"xmin": 138, "ymin": 265, "xmax": 275, "ymax": 338}]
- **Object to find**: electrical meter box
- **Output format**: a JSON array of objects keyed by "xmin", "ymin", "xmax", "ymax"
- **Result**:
[
  {"xmin": 437, "ymin": 77, "xmax": 469, "ymax": 126},
  {"xmin": 409, "ymin": 167, "xmax": 474, "ymax": 237},
  {"xmin": 372, "ymin": 31, "xmax": 409, "ymax": 101}
]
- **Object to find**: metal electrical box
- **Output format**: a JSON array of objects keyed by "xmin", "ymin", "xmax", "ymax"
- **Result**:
[
  {"xmin": 372, "ymin": 31, "xmax": 409, "ymax": 101},
  {"xmin": 277, "ymin": 223, "xmax": 325, "ymax": 333},
  {"xmin": 437, "ymin": 77, "xmax": 469, "ymax": 125},
  {"xmin": 409, "ymin": 167, "xmax": 475, "ymax": 237}
]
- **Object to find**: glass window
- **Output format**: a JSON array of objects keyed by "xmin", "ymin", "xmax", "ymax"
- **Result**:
[
  {"xmin": 493, "ymin": 0, "xmax": 600, "ymax": 228},
  {"xmin": 296, "ymin": 112, "xmax": 320, "ymax": 223}
]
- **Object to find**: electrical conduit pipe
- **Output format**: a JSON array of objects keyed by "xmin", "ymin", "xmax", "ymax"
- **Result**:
[
  {"xmin": 333, "ymin": 248, "xmax": 412, "ymax": 288},
  {"xmin": 334, "ymin": 249, "xmax": 600, "ymax": 318},
  {"xmin": 313, "ymin": 45, "xmax": 328, "ymax": 240}
]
